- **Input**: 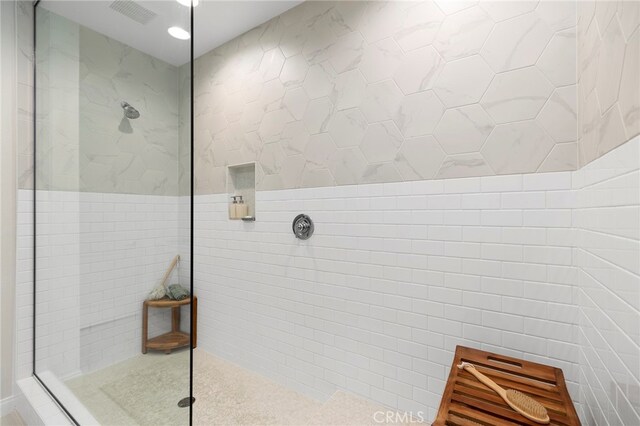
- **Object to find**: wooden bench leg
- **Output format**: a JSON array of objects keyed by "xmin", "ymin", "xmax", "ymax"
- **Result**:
[
  {"xmin": 192, "ymin": 296, "xmax": 197, "ymax": 349},
  {"xmin": 172, "ymin": 306, "xmax": 180, "ymax": 332},
  {"xmin": 142, "ymin": 301, "xmax": 148, "ymax": 354}
]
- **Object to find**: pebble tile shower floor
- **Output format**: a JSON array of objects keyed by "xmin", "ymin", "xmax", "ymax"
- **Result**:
[{"xmin": 66, "ymin": 349, "xmax": 419, "ymax": 425}]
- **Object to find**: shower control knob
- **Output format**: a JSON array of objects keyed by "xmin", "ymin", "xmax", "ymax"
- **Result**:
[{"xmin": 292, "ymin": 214, "xmax": 314, "ymax": 240}]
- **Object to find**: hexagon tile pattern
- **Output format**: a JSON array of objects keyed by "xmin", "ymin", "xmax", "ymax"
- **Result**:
[
  {"xmin": 192, "ymin": 0, "xmax": 579, "ymax": 194},
  {"xmin": 577, "ymin": 1, "xmax": 640, "ymax": 167}
]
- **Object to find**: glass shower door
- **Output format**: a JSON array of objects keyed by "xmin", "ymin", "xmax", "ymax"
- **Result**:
[{"xmin": 33, "ymin": 1, "xmax": 192, "ymax": 424}]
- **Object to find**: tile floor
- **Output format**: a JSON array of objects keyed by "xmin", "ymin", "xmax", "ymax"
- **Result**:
[
  {"xmin": 65, "ymin": 349, "xmax": 419, "ymax": 425},
  {"xmin": 0, "ymin": 411, "xmax": 26, "ymax": 426}
]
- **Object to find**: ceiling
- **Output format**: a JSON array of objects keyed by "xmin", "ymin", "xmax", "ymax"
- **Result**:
[{"xmin": 39, "ymin": 0, "xmax": 303, "ymax": 66}]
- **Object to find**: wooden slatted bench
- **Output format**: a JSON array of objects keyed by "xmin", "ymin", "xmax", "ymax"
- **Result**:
[{"xmin": 433, "ymin": 346, "xmax": 580, "ymax": 426}]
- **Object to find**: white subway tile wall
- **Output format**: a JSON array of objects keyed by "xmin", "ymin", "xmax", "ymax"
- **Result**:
[
  {"xmin": 194, "ymin": 175, "xmax": 577, "ymax": 416},
  {"xmin": 16, "ymin": 192, "xmax": 34, "ymax": 381},
  {"xmin": 16, "ymin": 191, "xmax": 189, "ymax": 378},
  {"xmin": 32, "ymin": 191, "xmax": 81, "ymax": 379},
  {"xmin": 76, "ymin": 192, "xmax": 189, "ymax": 373},
  {"xmin": 573, "ymin": 138, "xmax": 640, "ymax": 425}
]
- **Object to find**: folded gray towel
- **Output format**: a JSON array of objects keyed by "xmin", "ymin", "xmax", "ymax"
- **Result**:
[{"xmin": 167, "ymin": 284, "xmax": 190, "ymax": 301}]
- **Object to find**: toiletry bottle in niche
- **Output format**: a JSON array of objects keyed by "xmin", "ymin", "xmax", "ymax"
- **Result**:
[
  {"xmin": 236, "ymin": 195, "xmax": 248, "ymax": 218},
  {"xmin": 229, "ymin": 195, "xmax": 239, "ymax": 219}
]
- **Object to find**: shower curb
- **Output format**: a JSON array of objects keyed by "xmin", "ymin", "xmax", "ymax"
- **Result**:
[{"xmin": 18, "ymin": 373, "xmax": 100, "ymax": 426}]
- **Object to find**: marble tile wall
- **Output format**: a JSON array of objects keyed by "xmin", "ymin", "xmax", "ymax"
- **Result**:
[
  {"xmin": 28, "ymin": 9, "xmax": 182, "ymax": 196},
  {"xmin": 178, "ymin": 63, "xmax": 191, "ymax": 196},
  {"xmin": 34, "ymin": 10, "xmax": 81, "ymax": 193},
  {"xmin": 15, "ymin": 1, "xmax": 34, "ymax": 191},
  {"xmin": 577, "ymin": 1, "xmax": 640, "ymax": 167},
  {"xmin": 193, "ymin": 0, "xmax": 578, "ymax": 194},
  {"xmin": 77, "ymin": 26, "xmax": 180, "ymax": 196}
]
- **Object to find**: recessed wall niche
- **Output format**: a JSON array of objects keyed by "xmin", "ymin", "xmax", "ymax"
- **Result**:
[{"xmin": 227, "ymin": 162, "xmax": 256, "ymax": 221}]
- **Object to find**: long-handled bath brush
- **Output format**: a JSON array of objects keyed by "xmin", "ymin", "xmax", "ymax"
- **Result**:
[{"xmin": 458, "ymin": 362, "xmax": 550, "ymax": 424}]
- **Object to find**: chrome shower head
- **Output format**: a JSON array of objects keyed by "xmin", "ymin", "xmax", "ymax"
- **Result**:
[{"xmin": 121, "ymin": 101, "xmax": 140, "ymax": 119}]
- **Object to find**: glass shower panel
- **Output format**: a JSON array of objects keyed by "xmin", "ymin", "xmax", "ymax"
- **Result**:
[{"xmin": 34, "ymin": 1, "xmax": 192, "ymax": 424}]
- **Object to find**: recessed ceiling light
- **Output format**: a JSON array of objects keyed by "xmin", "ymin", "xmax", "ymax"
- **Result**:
[
  {"xmin": 176, "ymin": 0, "xmax": 198, "ymax": 7},
  {"xmin": 168, "ymin": 26, "xmax": 190, "ymax": 40}
]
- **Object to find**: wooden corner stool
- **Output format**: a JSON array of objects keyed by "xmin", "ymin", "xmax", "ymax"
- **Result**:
[
  {"xmin": 433, "ymin": 345, "xmax": 580, "ymax": 426},
  {"xmin": 142, "ymin": 296, "xmax": 197, "ymax": 354}
]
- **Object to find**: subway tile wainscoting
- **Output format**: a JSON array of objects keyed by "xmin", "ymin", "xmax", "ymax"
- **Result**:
[
  {"xmin": 573, "ymin": 139, "xmax": 640, "ymax": 426},
  {"xmin": 16, "ymin": 192, "xmax": 185, "ymax": 377}
]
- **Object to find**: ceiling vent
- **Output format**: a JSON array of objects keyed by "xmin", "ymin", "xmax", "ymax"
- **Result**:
[{"xmin": 109, "ymin": 0, "xmax": 157, "ymax": 25}]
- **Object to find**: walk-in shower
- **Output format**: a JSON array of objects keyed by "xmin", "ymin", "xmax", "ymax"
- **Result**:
[{"xmin": 24, "ymin": 1, "xmax": 640, "ymax": 425}]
